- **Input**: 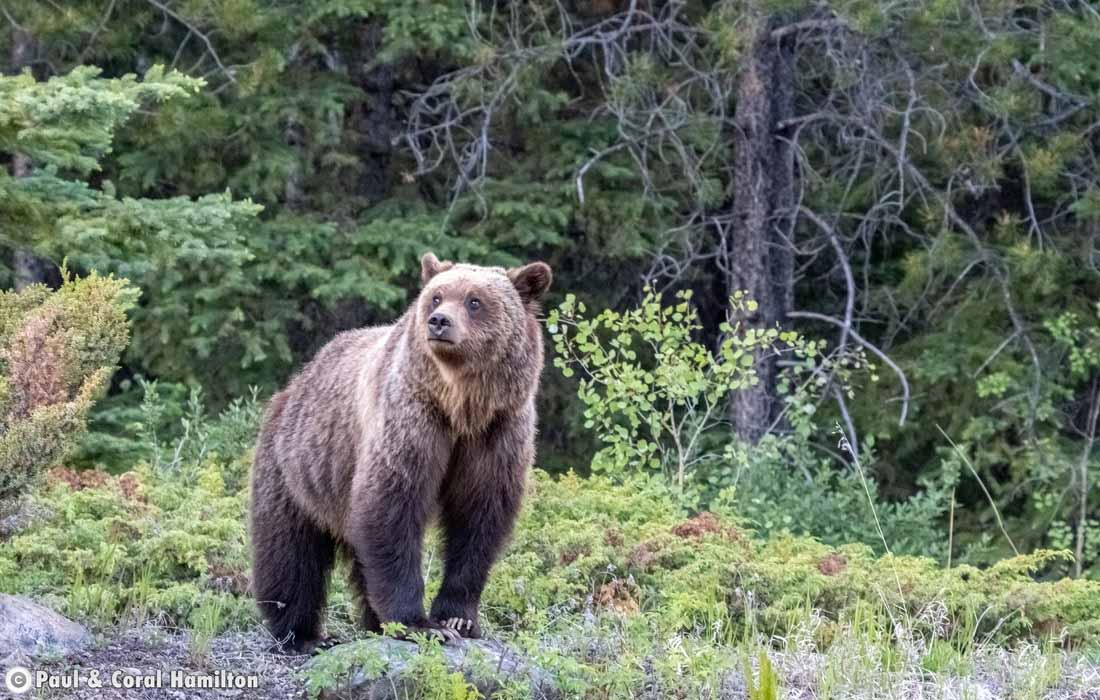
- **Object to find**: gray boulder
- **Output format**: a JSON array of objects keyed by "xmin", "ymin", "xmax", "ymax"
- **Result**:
[
  {"xmin": 0, "ymin": 594, "xmax": 92, "ymax": 663},
  {"xmin": 308, "ymin": 636, "xmax": 558, "ymax": 700}
]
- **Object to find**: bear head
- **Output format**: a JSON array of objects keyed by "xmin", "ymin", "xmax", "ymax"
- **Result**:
[{"xmin": 416, "ymin": 252, "xmax": 552, "ymax": 368}]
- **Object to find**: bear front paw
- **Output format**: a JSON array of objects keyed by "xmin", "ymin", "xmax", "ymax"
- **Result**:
[
  {"xmin": 392, "ymin": 621, "xmax": 464, "ymax": 644},
  {"xmin": 436, "ymin": 616, "xmax": 481, "ymax": 639},
  {"xmin": 424, "ymin": 624, "xmax": 463, "ymax": 644}
]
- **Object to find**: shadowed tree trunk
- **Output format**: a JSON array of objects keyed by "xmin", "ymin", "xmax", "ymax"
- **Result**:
[
  {"xmin": 348, "ymin": 21, "xmax": 395, "ymax": 204},
  {"xmin": 8, "ymin": 27, "xmax": 52, "ymax": 291},
  {"xmin": 726, "ymin": 17, "xmax": 795, "ymax": 444}
]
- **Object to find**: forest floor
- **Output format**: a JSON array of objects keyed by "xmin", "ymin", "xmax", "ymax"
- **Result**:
[{"xmin": 7, "ymin": 624, "xmax": 1100, "ymax": 700}]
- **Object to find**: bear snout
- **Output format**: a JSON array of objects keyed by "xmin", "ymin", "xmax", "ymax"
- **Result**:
[{"xmin": 427, "ymin": 312, "xmax": 454, "ymax": 342}]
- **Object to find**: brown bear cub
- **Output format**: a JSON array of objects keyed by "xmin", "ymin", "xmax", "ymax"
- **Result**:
[{"xmin": 250, "ymin": 253, "xmax": 552, "ymax": 652}]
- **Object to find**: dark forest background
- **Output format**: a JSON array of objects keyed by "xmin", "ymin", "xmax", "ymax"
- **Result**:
[{"xmin": 3, "ymin": 0, "xmax": 1100, "ymax": 577}]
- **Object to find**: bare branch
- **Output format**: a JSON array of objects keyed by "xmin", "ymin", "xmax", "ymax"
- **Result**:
[
  {"xmin": 144, "ymin": 0, "xmax": 236, "ymax": 84},
  {"xmin": 77, "ymin": 0, "xmax": 117, "ymax": 65},
  {"xmin": 789, "ymin": 310, "xmax": 910, "ymax": 426},
  {"xmin": 833, "ymin": 385, "xmax": 860, "ymax": 464},
  {"xmin": 798, "ymin": 206, "xmax": 854, "ymax": 352}
]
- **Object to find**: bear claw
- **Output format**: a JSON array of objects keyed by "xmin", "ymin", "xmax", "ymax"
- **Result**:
[
  {"xmin": 443, "ymin": 617, "xmax": 474, "ymax": 632},
  {"xmin": 430, "ymin": 625, "xmax": 463, "ymax": 643}
]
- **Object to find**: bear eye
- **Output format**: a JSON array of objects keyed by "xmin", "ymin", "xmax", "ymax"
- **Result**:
[
  {"xmin": 431, "ymin": 295, "xmax": 441, "ymax": 307},
  {"xmin": 467, "ymin": 297, "xmax": 481, "ymax": 311}
]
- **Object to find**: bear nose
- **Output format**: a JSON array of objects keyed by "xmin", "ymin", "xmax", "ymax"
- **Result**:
[{"xmin": 427, "ymin": 312, "xmax": 452, "ymax": 336}]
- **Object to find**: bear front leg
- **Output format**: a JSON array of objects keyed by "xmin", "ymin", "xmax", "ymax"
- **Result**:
[
  {"xmin": 431, "ymin": 414, "xmax": 531, "ymax": 638},
  {"xmin": 351, "ymin": 436, "xmax": 461, "ymax": 643}
]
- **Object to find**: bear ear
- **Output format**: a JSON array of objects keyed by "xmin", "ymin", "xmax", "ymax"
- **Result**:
[
  {"xmin": 421, "ymin": 252, "xmax": 453, "ymax": 285},
  {"xmin": 508, "ymin": 262, "xmax": 553, "ymax": 304}
]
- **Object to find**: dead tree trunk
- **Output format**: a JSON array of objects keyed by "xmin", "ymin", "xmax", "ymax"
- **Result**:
[
  {"xmin": 8, "ymin": 28, "xmax": 52, "ymax": 291},
  {"xmin": 726, "ymin": 17, "xmax": 795, "ymax": 444}
]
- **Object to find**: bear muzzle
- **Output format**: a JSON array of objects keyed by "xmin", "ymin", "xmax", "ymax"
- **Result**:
[{"xmin": 427, "ymin": 312, "xmax": 456, "ymax": 343}]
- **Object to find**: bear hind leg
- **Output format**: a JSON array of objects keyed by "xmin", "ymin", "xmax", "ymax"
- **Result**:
[{"xmin": 252, "ymin": 496, "xmax": 335, "ymax": 654}]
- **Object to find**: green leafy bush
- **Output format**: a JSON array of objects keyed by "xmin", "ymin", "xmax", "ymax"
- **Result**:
[
  {"xmin": 75, "ymin": 378, "xmax": 263, "ymax": 472},
  {"xmin": 548, "ymin": 289, "xmax": 830, "ymax": 492},
  {"xmin": 714, "ymin": 433, "xmax": 952, "ymax": 558},
  {"xmin": 549, "ymin": 290, "xmax": 951, "ymax": 556},
  {"xmin": 0, "ymin": 271, "xmax": 135, "ymax": 533}
]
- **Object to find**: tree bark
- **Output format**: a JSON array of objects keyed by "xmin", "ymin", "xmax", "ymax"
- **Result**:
[{"xmin": 726, "ymin": 17, "xmax": 795, "ymax": 444}]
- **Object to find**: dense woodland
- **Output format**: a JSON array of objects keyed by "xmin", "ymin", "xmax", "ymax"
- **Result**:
[{"xmin": 3, "ymin": 0, "xmax": 1100, "ymax": 579}]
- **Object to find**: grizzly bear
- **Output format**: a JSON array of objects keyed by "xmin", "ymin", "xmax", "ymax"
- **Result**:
[{"xmin": 249, "ymin": 253, "xmax": 551, "ymax": 652}]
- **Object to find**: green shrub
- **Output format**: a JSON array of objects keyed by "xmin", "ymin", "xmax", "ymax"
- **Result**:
[
  {"xmin": 487, "ymin": 472, "xmax": 1100, "ymax": 647},
  {"xmin": 549, "ymin": 289, "xmax": 951, "ymax": 557},
  {"xmin": 75, "ymin": 376, "xmax": 264, "ymax": 473},
  {"xmin": 0, "ymin": 387, "xmax": 262, "ymax": 631},
  {"xmin": 714, "ymin": 433, "xmax": 952, "ymax": 558},
  {"xmin": 0, "ymin": 270, "xmax": 135, "ymax": 532},
  {"xmin": 548, "ymin": 289, "xmax": 832, "ymax": 493}
]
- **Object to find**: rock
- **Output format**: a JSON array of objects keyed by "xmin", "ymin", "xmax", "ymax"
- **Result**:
[
  {"xmin": 0, "ymin": 498, "xmax": 49, "ymax": 539},
  {"xmin": 0, "ymin": 594, "xmax": 92, "ymax": 661},
  {"xmin": 308, "ymin": 636, "xmax": 558, "ymax": 700}
]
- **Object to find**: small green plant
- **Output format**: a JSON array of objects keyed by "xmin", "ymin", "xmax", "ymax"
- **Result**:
[
  {"xmin": 188, "ymin": 597, "xmax": 227, "ymax": 661},
  {"xmin": 1012, "ymin": 638, "xmax": 1066, "ymax": 700},
  {"xmin": 744, "ymin": 650, "xmax": 779, "ymax": 700},
  {"xmin": 77, "ymin": 378, "xmax": 264, "ymax": 474},
  {"xmin": 1041, "ymin": 307, "xmax": 1100, "ymax": 577},
  {"xmin": 300, "ymin": 638, "xmax": 393, "ymax": 699},
  {"xmin": 401, "ymin": 635, "xmax": 482, "ymax": 700}
]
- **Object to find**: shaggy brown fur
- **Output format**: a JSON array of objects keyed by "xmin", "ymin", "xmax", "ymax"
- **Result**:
[{"xmin": 250, "ymin": 253, "xmax": 551, "ymax": 652}]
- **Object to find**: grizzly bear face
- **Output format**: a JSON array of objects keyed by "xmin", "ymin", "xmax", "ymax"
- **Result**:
[{"xmin": 417, "ymin": 253, "xmax": 551, "ymax": 368}]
